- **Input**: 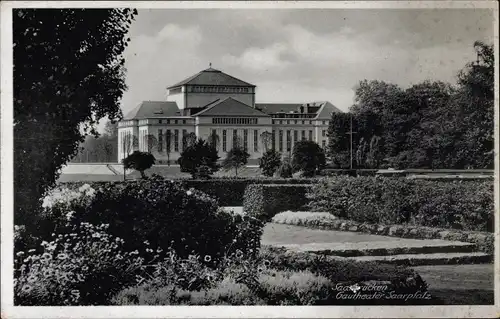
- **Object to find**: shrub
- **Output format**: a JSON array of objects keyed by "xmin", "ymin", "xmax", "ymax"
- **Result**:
[
  {"xmin": 14, "ymin": 221, "xmax": 146, "ymax": 305},
  {"xmin": 277, "ymin": 161, "xmax": 293, "ymax": 178},
  {"xmin": 122, "ymin": 151, "xmax": 156, "ymax": 179},
  {"xmin": 291, "ymin": 140, "xmax": 326, "ymax": 177},
  {"xmin": 39, "ymin": 175, "xmax": 263, "ymax": 261},
  {"xmin": 177, "ymin": 138, "xmax": 220, "ymax": 178},
  {"xmin": 307, "ymin": 176, "xmax": 493, "ymax": 232},
  {"xmin": 259, "ymin": 150, "xmax": 282, "ymax": 177},
  {"xmin": 243, "ymin": 184, "xmax": 312, "ymax": 221}
]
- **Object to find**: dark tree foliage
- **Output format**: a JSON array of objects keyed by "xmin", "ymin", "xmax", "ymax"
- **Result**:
[
  {"xmin": 122, "ymin": 151, "xmax": 156, "ymax": 179},
  {"xmin": 222, "ymin": 147, "xmax": 250, "ymax": 177},
  {"xmin": 14, "ymin": 9, "xmax": 137, "ymax": 228},
  {"xmin": 327, "ymin": 41, "xmax": 494, "ymax": 169},
  {"xmin": 327, "ymin": 112, "xmax": 351, "ymax": 168},
  {"xmin": 291, "ymin": 141, "xmax": 326, "ymax": 177},
  {"xmin": 277, "ymin": 156, "xmax": 293, "ymax": 178},
  {"xmin": 259, "ymin": 149, "xmax": 282, "ymax": 177},
  {"xmin": 177, "ymin": 138, "xmax": 220, "ymax": 178}
]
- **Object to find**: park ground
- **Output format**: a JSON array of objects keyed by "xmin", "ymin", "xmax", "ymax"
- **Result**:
[{"xmin": 259, "ymin": 222, "xmax": 494, "ymax": 304}]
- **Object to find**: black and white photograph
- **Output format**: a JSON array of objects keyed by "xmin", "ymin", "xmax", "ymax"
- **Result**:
[{"xmin": 1, "ymin": 1, "xmax": 498, "ymax": 318}]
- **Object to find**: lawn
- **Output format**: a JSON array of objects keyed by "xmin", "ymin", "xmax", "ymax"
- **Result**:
[{"xmin": 262, "ymin": 223, "xmax": 411, "ymax": 245}]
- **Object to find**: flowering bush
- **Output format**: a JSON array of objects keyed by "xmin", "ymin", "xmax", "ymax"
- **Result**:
[
  {"xmin": 40, "ymin": 176, "xmax": 263, "ymax": 262},
  {"xmin": 14, "ymin": 220, "xmax": 147, "ymax": 305}
]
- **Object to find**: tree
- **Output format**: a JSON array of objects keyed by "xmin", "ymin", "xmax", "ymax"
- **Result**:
[
  {"xmin": 355, "ymin": 137, "xmax": 368, "ymax": 168},
  {"xmin": 95, "ymin": 136, "xmax": 114, "ymax": 162},
  {"xmin": 122, "ymin": 134, "xmax": 139, "ymax": 157},
  {"xmin": 122, "ymin": 151, "xmax": 156, "ymax": 179},
  {"xmin": 259, "ymin": 149, "xmax": 282, "ymax": 177},
  {"xmin": 277, "ymin": 155, "xmax": 293, "ymax": 178},
  {"xmin": 145, "ymin": 134, "xmax": 158, "ymax": 153},
  {"xmin": 453, "ymin": 41, "xmax": 494, "ymax": 168},
  {"xmin": 207, "ymin": 130, "xmax": 220, "ymax": 151},
  {"xmin": 365, "ymin": 136, "xmax": 383, "ymax": 168},
  {"xmin": 291, "ymin": 140, "xmax": 326, "ymax": 177},
  {"xmin": 222, "ymin": 147, "xmax": 249, "ymax": 177},
  {"xmin": 182, "ymin": 132, "xmax": 197, "ymax": 151},
  {"xmin": 13, "ymin": 8, "xmax": 137, "ymax": 228},
  {"xmin": 260, "ymin": 131, "xmax": 273, "ymax": 151},
  {"xmin": 177, "ymin": 138, "xmax": 220, "ymax": 178},
  {"xmin": 104, "ymin": 120, "xmax": 118, "ymax": 138},
  {"xmin": 327, "ymin": 112, "xmax": 351, "ymax": 168},
  {"xmin": 164, "ymin": 130, "xmax": 172, "ymax": 166}
]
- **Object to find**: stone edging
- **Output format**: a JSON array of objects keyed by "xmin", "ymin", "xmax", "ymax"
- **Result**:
[{"xmin": 271, "ymin": 216, "xmax": 494, "ymax": 255}]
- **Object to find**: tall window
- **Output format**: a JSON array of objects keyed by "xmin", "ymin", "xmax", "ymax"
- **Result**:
[
  {"xmin": 272, "ymin": 130, "xmax": 276, "ymax": 150},
  {"xmin": 322, "ymin": 130, "xmax": 326, "ymax": 137},
  {"xmin": 233, "ymin": 130, "xmax": 238, "ymax": 148},
  {"xmin": 308, "ymin": 130, "xmax": 313, "ymax": 141},
  {"xmin": 166, "ymin": 130, "xmax": 171, "ymax": 152},
  {"xmin": 279, "ymin": 130, "xmax": 283, "ymax": 152},
  {"xmin": 301, "ymin": 130, "xmax": 306, "ymax": 141},
  {"xmin": 322, "ymin": 140, "xmax": 326, "ymax": 149},
  {"xmin": 254, "ymin": 130, "xmax": 258, "ymax": 152},
  {"xmin": 243, "ymin": 130, "xmax": 248, "ymax": 151},
  {"xmin": 223, "ymin": 130, "xmax": 227, "ymax": 151},
  {"xmin": 158, "ymin": 129, "xmax": 163, "ymax": 152},
  {"xmin": 174, "ymin": 130, "xmax": 179, "ymax": 152},
  {"xmin": 293, "ymin": 130, "xmax": 298, "ymax": 145},
  {"xmin": 286, "ymin": 130, "xmax": 291, "ymax": 152},
  {"xmin": 182, "ymin": 130, "xmax": 187, "ymax": 151}
]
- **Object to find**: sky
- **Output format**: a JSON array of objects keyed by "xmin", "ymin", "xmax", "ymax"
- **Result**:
[{"xmin": 116, "ymin": 8, "xmax": 494, "ymax": 122}]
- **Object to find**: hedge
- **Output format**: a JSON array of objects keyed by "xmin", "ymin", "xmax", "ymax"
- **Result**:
[
  {"xmin": 243, "ymin": 184, "xmax": 312, "ymax": 221},
  {"xmin": 61, "ymin": 177, "xmax": 316, "ymax": 207},
  {"xmin": 307, "ymin": 176, "xmax": 494, "ymax": 232},
  {"xmin": 180, "ymin": 178, "xmax": 316, "ymax": 206}
]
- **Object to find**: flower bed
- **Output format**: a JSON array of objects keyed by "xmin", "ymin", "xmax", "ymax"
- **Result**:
[
  {"xmin": 272, "ymin": 211, "xmax": 494, "ymax": 254},
  {"xmin": 112, "ymin": 246, "xmax": 433, "ymax": 306},
  {"xmin": 307, "ymin": 176, "xmax": 494, "ymax": 232},
  {"xmin": 36, "ymin": 176, "xmax": 263, "ymax": 262}
]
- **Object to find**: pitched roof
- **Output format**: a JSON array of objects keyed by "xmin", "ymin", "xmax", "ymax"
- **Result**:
[
  {"xmin": 315, "ymin": 101, "xmax": 343, "ymax": 119},
  {"xmin": 195, "ymin": 97, "xmax": 270, "ymax": 117},
  {"xmin": 123, "ymin": 101, "xmax": 181, "ymax": 120},
  {"xmin": 167, "ymin": 67, "xmax": 256, "ymax": 89},
  {"xmin": 255, "ymin": 101, "xmax": 343, "ymax": 118}
]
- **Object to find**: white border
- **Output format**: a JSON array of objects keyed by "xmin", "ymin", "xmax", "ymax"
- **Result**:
[{"xmin": 1, "ymin": 1, "xmax": 499, "ymax": 318}]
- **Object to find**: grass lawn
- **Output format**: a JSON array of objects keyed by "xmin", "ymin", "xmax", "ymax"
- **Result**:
[
  {"xmin": 412, "ymin": 264, "xmax": 494, "ymax": 290},
  {"xmin": 413, "ymin": 265, "xmax": 494, "ymax": 305},
  {"xmin": 261, "ymin": 223, "xmax": 410, "ymax": 246},
  {"xmin": 430, "ymin": 289, "xmax": 494, "ymax": 305},
  {"xmin": 58, "ymin": 165, "xmax": 264, "ymax": 182}
]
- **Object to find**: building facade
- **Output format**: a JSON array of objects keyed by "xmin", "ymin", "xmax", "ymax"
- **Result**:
[{"xmin": 117, "ymin": 67, "xmax": 342, "ymax": 163}]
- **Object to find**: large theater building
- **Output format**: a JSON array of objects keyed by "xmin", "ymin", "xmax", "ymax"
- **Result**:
[{"xmin": 117, "ymin": 66, "xmax": 341, "ymax": 164}]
